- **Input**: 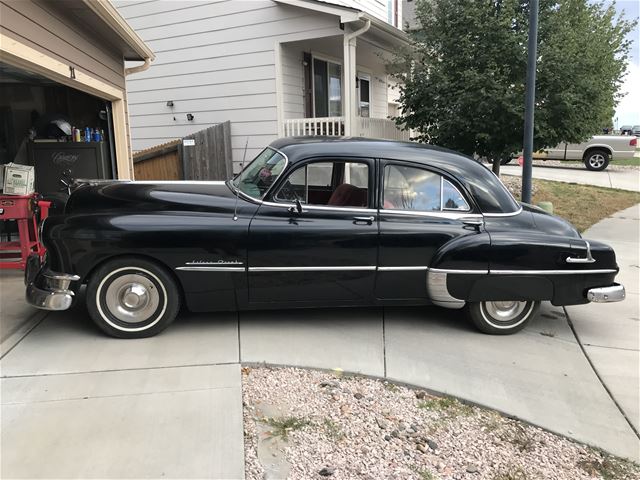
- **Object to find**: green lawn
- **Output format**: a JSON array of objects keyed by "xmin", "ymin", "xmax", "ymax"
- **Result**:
[
  {"xmin": 528, "ymin": 180, "xmax": 640, "ymax": 232},
  {"xmin": 613, "ymin": 157, "xmax": 640, "ymax": 166}
]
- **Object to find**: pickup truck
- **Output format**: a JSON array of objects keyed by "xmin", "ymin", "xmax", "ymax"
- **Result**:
[{"xmin": 533, "ymin": 135, "xmax": 637, "ymax": 171}]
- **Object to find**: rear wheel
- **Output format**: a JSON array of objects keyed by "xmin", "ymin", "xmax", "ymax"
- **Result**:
[
  {"xmin": 466, "ymin": 300, "xmax": 540, "ymax": 335},
  {"xmin": 583, "ymin": 149, "xmax": 610, "ymax": 171},
  {"xmin": 86, "ymin": 257, "xmax": 180, "ymax": 338}
]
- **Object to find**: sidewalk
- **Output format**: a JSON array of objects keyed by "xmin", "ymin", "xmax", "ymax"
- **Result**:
[
  {"xmin": 501, "ymin": 164, "xmax": 640, "ymax": 192},
  {"xmin": 566, "ymin": 203, "xmax": 640, "ymax": 435}
]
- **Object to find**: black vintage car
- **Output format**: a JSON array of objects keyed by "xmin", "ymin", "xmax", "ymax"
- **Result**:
[{"xmin": 26, "ymin": 138, "xmax": 625, "ymax": 338}]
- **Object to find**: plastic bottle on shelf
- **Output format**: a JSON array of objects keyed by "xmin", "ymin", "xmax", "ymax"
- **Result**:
[{"xmin": 85, "ymin": 127, "xmax": 91, "ymax": 142}]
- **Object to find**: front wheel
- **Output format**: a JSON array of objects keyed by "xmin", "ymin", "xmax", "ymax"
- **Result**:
[
  {"xmin": 86, "ymin": 257, "xmax": 181, "ymax": 338},
  {"xmin": 466, "ymin": 300, "xmax": 540, "ymax": 335}
]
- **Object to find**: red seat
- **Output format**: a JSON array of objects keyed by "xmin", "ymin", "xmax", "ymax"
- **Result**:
[{"xmin": 327, "ymin": 183, "xmax": 367, "ymax": 207}]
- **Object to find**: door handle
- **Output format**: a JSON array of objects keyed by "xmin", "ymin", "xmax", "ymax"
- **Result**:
[
  {"xmin": 353, "ymin": 216, "xmax": 375, "ymax": 225},
  {"xmin": 461, "ymin": 216, "xmax": 484, "ymax": 230}
]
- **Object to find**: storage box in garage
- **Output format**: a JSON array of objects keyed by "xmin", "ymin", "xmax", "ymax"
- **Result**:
[{"xmin": 2, "ymin": 163, "xmax": 35, "ymax": 195}]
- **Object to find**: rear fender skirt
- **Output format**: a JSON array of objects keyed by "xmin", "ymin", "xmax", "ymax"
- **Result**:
[{"xmin": 449, "ymin": 275, "xmax": 553, "ymax": 302}]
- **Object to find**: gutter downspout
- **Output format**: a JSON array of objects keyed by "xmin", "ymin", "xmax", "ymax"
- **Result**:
[
  {"xmin": 125, "ymin": 57, "xmax": 151, "ymax": 76},
  {"xmin": 343, "ymin": 18, "xmax": 370, "ymax": 136}
]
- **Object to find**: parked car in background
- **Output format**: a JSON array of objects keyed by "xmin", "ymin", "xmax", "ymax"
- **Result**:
[
  {"xmin": 620, "ymin": 125, "xmax": 633, "ymax": 135},
  {"xmin": 534, "ymin": 135, "xmax": 637, "ymax": 171},
  {"xmin": 632, "ymin": 125, "xmax": 640, "ymax": 136},
  {"xmin": 26, "ymin": 138, "xmax": 625, "ymax": 338}
]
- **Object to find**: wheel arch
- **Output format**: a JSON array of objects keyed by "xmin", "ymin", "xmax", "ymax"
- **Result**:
[
  {"xmin": 582, "ymin": 145, "xmax": 612, "ymax": 160},
  {"xmin": 82, "ymin": 253, "xmax": 186, "ymax": 304}
]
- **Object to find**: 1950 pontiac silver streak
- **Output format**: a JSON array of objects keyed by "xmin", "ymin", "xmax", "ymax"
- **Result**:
[{"xmin": 26, "ymin": 138, "xmax": 625, "ymax": 338}]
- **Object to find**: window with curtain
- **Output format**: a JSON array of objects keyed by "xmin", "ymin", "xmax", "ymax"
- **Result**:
[{"xmin": 313, "ymin": 58, "xmax": 342, "ymax": 117}]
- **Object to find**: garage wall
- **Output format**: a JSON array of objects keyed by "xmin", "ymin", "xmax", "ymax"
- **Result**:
[{"xmin": 0, "ymin": 0, "xmax": 126, "ymax": 91}]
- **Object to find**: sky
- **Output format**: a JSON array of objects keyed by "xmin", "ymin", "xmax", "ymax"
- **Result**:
[{"xmin": 609, "ymin": 0, "xmax": 639, "ymax": 126}]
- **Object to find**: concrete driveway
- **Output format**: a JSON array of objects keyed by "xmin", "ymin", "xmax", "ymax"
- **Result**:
[
  {"xmin": 501, "ymin": 163, "xmax": 640, "ymax": 192},
  {"xmin": 2, "ymin": 206, "xmax": 639, "ymax": 478}
]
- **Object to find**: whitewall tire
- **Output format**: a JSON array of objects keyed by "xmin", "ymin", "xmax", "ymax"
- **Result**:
[
  {"xmin": 466, "ymin": 300, "xmax": 540, "ymax": 335},
  {"xmin": 86, "ymin": 257, "xmax": 180, "ymax": 338}
]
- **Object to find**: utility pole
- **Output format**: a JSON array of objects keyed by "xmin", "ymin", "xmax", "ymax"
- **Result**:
[{"xmin": 522, "ymin": 0, "xmax": 539, "ymax": 204}]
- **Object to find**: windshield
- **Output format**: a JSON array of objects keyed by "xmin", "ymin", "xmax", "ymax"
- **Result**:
[{"xmin": 232, "ymin": 147, "xmax": 287, "ymax": 200}]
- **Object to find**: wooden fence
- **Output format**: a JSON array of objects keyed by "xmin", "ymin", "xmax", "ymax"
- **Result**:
[
  {"xmin": 133, "ymin": 140, "xmax": 182, "ymax": 180},
  {"xmin": 180, "ymin": 121, "xmax": 232, "ymax": 180},
  {"xmin": 132, "ymin": 121, "xmax": 232, "ymax": 181}
]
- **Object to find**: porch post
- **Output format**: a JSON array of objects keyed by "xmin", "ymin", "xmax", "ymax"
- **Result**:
[
  {"xmin": 343, "ymin": 31, "xmax": 357, "ymax": 136},
  {"xmin": 342, "ymin": 19, "xmax": 370, "ymax": 137}
]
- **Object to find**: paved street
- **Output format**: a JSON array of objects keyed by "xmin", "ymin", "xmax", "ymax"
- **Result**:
[
  {"xmin": 1, "ymin": 205, "xmax": 639, "ymax": 478},
  {"xmin": 501, "ymin": 163, "xmax": 640, "ymax": 192}
]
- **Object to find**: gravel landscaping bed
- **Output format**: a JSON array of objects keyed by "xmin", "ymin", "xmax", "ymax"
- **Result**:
[
  {"xmin": 498, "ymin": 159, "xmax": 640, "ymax": 171},
  {"xmin": 528, "ymin": 159, "xmax": 639, "ymax": 171},
  {"xmin": 498, "ymin": 175, "xmax": 537, "ymax": 198},
  {"xmin": 243, "ymin": 367, "xmax": 640, "ymax": 480}
]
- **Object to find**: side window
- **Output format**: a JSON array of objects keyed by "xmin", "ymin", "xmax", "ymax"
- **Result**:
[
  {"xmin": 275, "ymin": 160, "xmax": 370, "ymax": 208},
  {"xmin": 383, "ymin": 164, "xmax": 470, "ymax": 212}
]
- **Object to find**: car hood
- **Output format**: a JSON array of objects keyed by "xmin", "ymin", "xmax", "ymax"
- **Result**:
[{"xmin": 65, "ymin": 180, "xmax": 239, "ymax": 214}]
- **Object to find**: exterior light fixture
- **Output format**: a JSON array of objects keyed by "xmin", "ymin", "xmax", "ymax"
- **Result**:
[
  {"xmin": 166, "ymin": 101, "xmax": 174, "ymax": 107},
  {"xmin": 186, "ymin": 114, "xmax": 194, "ymax": 121}
]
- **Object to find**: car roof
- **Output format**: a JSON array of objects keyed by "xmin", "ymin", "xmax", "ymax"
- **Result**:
[{"xmin": 268, "ymin": 137, "xmax": 520, "ymax": 214}]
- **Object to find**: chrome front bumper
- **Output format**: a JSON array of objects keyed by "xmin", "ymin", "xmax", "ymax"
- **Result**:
[
  {"xmin": 587, "ymin": 284, "xmax": 625, "ymax": 303},
  {"xmin": 25, "ymin": 255, "xmax": 79, "ymax": 311}
]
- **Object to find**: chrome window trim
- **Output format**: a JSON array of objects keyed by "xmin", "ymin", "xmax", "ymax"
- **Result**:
[
  {"xmin": 482, "ymin": 205, "xmax": 524, "ymax": 217},
  {"xmin": 261, "ymin": 199, "xmax": 377, "ymax": 214},
  {"xmin": 379, "ymin": 209, "xmax": 483, "ymax": 220},
  {"xmin": 249, "ymin": 266, "xmax": 377, "ymax": 272},
  {"xmin": 129, "ymin": 181, "xmax": 228, "ymax": 185}
]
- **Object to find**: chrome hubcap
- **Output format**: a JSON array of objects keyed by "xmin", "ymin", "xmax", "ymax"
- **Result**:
[
  {"xmin": 589, "ymin": 154, "xmax": 605, "ymax": 167},
  {"xmin": 484, "ymin": 301, "xmax": 527, "ymax": 322},
  {"xmin": 105, "ymin": 274, "xmax": 159, "ymax": 323}
]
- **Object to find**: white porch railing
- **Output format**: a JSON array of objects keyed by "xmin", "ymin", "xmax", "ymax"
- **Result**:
[
  {"xmin": 283, "ymin": 116, "xmax": 410, "ymax": 141},
  {"xmin": 358, "ymin": 117, "xmax": 410, "ymax": 141},
  {"xmin": 283, "ymin": 117, "xmax": 344, "ymax": 137}
]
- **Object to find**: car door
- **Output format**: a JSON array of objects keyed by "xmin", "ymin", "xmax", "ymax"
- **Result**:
[
  {"xmin": 376, "ymin": 161, "xmax": 484, "ymax": 300},
  {"xmin": 247, "ymin": 158, "xmax": 379, "ymax": 306}
]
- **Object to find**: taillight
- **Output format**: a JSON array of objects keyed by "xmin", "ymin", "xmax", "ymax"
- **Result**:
[{"xmin": 630, "ymin": 137, "xmax": 637, "ymax": 147}]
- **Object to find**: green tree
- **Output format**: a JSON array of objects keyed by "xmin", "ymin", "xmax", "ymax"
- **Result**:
[{"xmin": 391, "ymin": 0, "xmax": 635, "ymax": 173}]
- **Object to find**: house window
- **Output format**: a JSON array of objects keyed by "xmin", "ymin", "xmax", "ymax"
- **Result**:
[
  {"xmin": 358, "ymin": 74, "xmax": 371, "ymax": 118},
  {"xmin": 313, "ymin": 58, "xmax": 342, "ymax": 117}
]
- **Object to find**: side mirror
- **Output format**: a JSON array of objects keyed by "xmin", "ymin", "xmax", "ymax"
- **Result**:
[{"xmin": 287, "ymin": 198, "xmax": 304, "ymax": 215}]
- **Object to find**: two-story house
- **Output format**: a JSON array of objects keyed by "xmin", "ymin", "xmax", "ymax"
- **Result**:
[{"xmin": 115, "ymin": 0, "xmax": 409, "ymax": 171}]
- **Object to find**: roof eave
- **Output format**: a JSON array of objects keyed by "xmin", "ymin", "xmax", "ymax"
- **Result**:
[
  {"xmin": 81, "ymin": 0, "xmax": 155, "ymax": 61},
  {"xmin": 274, "ymin": 0, "xmax": 409, "ymax": 45}
]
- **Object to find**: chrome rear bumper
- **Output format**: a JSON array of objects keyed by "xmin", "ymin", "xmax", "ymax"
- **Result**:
[{"xmin": 587, "ymin": 284, "xmax": 625, "ymax": 303}]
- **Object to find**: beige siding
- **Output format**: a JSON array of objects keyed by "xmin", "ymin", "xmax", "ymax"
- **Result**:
[
  {"xmin": 116, "ymin": 0, "xmax": 342, "ymax": 169},
  {"xmin": 0, "ymin": 0, "xmax": 126, "ymax": 91}
]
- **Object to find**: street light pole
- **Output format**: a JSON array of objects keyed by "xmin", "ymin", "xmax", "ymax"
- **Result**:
[{"xmin": 522, "ymin": 0, "xmax": 539, "ymax": 204}]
